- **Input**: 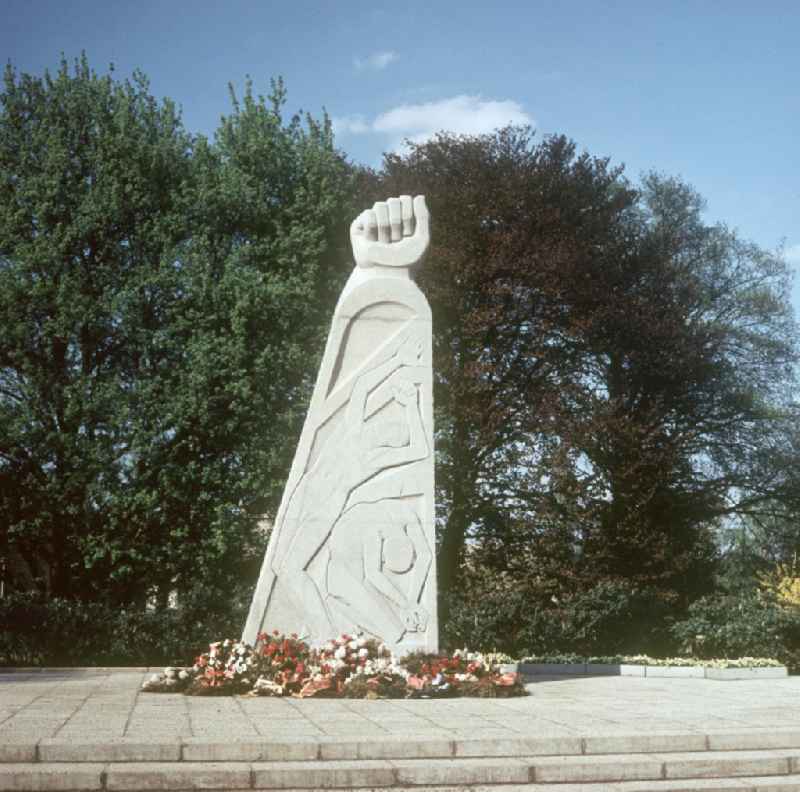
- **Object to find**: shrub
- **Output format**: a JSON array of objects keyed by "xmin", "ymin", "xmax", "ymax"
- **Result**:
[
  {"xmin": 443, "ymin": 578, "xmax": 676, "ymax": 657},
  {"xmin": 670, "ymin": 592, "xmax": 800, "ymax": 670},
  {"xmin": 0, "ymin": 591, "xmax": 248, "ymax": 667},
  {"xmin": 440, "ymin": 569, "xmax": 551, "ymax": 654},
  {"xmin": 758, "ymin": 559, "xmax": 800, "ymax": 607}
]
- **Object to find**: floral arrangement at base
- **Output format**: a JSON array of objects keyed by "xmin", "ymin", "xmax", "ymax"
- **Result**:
[
  {"xmin": 402, "ymin": 649, "xmax": 524, "ymax": 698},
  {"xmin": 142, "ymin": 632, "xmax": 526, "ymax": 699}
]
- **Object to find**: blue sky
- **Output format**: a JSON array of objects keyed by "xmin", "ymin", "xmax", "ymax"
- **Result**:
[{"xmin": 4, "ymin": 1, "xmax": 799, "ymax": 304}]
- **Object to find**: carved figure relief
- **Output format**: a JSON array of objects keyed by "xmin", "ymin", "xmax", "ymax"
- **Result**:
[{"xmin": 243, "ymin": 196, "xmax": 438, "ymax": 653}]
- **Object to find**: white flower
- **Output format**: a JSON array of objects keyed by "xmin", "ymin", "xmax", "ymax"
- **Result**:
[
  {"xmin": 348, "ymin": 640, "xmax": 358, "ymax": 650},
  {"xmin": 356, "ymin": 636, "xmax": 368, "ymax": 648},
  {"xmin": 358, "ymin": 647, "xmax": 369, "ymax": 659},
  {"xmin": 334, "ymin": 646, "xmax": 347, "ymax": 660},
  {"xmin": 324, "ymin": 642, "xmax": 335, "ymax": 653},
  {"xmin": 178, "ymin": 670, "xmax": 189, "ymax": 681}
]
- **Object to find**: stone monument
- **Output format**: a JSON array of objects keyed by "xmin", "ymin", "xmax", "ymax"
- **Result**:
[{"xmin": 243, "ymin": 195, "xmax": 438, "ymax": 654}]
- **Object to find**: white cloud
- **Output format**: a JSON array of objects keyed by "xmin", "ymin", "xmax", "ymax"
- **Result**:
[
  {"xmin": 331, "ymin": 115, "xmax": 370, "ymax": 136},
  {"xmin": 374, "ymin": 95, "xmax": 533, "ymax": 145},
  {"xmin": 333, "ymin": 94, "xmax": 534, "ymax": 152},
  {"xmin": 353, "ymin": 51, "xmax": 399, "ymax": 71},
  {"xmin": 785, "ymin": 243, "xmax": 800, "ymax": 265}
]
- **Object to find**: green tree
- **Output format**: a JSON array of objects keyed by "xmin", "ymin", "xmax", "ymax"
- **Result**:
[
  {"xmin": 0, "ymin": 55, "xmax": 192, "ymax": 600},
  {"xmin": 0, "ymin": 57, "xmax": 354, "ymax": 607},
  {"xmin": 105, "ymin": 78, "xmax": 355, "ymax": 607},
  {"xmin": 367, "ymin": 128, "xmax": 799, "ymax": 621},
  {"xmin": 367, "ymin": 128, "xmax": 638, "ymax": 613}
]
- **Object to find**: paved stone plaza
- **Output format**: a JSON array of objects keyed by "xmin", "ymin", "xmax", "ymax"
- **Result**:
[
  {"xmin": 4, "ymin": 670, "xmax": 800, "ymax": 790},
  {"xmin": 2, "ymin": 669, "xmax": 799, "ymax": 743}
]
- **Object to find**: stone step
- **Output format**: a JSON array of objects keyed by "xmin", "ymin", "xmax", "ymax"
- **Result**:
[
  {"xmin": 3, "ymin": 729, "xmax": 800, "ymax": 764},
  {"xmin": 3, "ymin": 749, "xmax": 800, "ymax": 791}
]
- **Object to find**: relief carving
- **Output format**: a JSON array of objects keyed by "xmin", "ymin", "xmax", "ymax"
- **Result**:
[{"xmin": 243, "ymin": 196, "xmax": 438, "ymax": 653}]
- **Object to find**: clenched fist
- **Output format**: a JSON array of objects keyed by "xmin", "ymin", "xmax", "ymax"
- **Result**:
[{"xmin": 350, "ymin": 195, "xmax": 430, "ymax": 269}]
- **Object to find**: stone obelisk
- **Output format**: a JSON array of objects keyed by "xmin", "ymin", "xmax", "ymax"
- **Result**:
[{"xmin": 243, "ymin": 196, "xmax": 438, "ymax": 654}]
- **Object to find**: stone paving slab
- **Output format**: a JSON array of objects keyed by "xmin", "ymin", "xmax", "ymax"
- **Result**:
[
  {"xmin": 5, "ymin": 753, "xmax": 800, "ymax": 790},
  {"xmin": 0, "ymin": 762, "xmax": 106, "ymax": 791},
  {"xmin": 3, "ymin": 669, "xmax": 799, "ymax": 742},
  {"xmin": 2, "ymin": 669, "xmax": 800, "ymax": 790}
]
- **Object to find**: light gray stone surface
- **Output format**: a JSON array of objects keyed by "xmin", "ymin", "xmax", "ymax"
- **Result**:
[
  {"xmin": 516, "ymin": 662, "xmax": 788, "ymax": 679},
  {"xmin": 0, "ymin": 763, "xmax": 105, "ymax": 791},
  {"xmin": 391, "ymin": 756, "xmax": 530, "ymax": 785},
  {"xmin": 704, "ymin": 667, "xmax": 789, "ymax": 680},
  {"xmin": 647, "ymin": 666, "xmax": 707, "ymax": 678},
  {"xmin": 105, "ymin": 760, "xmax": 252, "ymax": 790},
  {"xmin": 38, "ymin": 737, "xmax": 181, "ymax": 762},
  {"xmin": 658, "ymin": 750, "xmax": 794, "ymax": 779},
  {"xmin": 585, "ymin": 733, "xmax": 708, "ymax": 755},
  {"xmin": 531, "ymin": 754, "xmax": 664, "ymax": 783},
  {"xmin": 708, "ymin": 731, "xmax": 800, "ymax": 751},
  {"xmin": 243, "ymin": 195, "xmax": 438, "ymax": 654},
  {"xmin": 252, "ymin": 758, "xmax": 396, "ymax": 788},
  {"xmin": 2, "ymin": 669, "xmax": 800, "ymax": 764}
]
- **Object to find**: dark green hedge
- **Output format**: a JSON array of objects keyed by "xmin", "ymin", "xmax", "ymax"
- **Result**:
[
  {"xmin": 443, "ymin": 581, "xmax": 800, "ymax": 668},
  {"xmin": 669, "ymin": 593, "xmax": 800, "ymax": 671},
  {"xmin": 442, "ymin": 580, "xmax": 676, "ymax": 657},
  {"xmin": 0, "ymin": 592, "xmax": 248, "ymax": 667}
]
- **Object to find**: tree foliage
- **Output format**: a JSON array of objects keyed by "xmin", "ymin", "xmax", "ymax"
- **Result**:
[
  {"xmin": 3, "ymin": 55, "xmax": 798, "ymax": 651},
  {"xmin": 366, "ymin": 127, "xmax": 799, "ymax": 620},
  {"xmin": 0, "ymin": 57, "xmax": 354, "ymax": 605}
]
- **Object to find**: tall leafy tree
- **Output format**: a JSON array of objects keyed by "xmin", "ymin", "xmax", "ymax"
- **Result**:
[
  {"xmin": 106, "ymin": 79, "xmax": 355, "ymax": 607},
  {"xmin": 0, "ymin": 58, "xmax": 354, "ymax": 605},
  {"xmin": 368, "ymin": 128, "xmax": 799, "ymax": 615},
  {"xmin": 369, "ymin": 128, "xmax": 637, "ymax": 608},
  {"xmin": 0, "ymin": 55, "xmax": 192, "ymax": 600}
]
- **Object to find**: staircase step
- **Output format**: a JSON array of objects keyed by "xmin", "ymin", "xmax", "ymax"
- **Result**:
[
  {"xmin": 3, "ymin": 750, "xmax": 800, "ymax": 791},
  {"xmin": 0, "ymin": 763, "xmax": 105, "ymax": 791},
  {"xmin": 4, "ymin": 730, "xmax": 800, "ymax": 765}
]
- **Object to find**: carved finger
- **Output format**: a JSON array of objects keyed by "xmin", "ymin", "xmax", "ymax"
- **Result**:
[
  {"xmin": 412, "ymin": 196, "xmax": 429, "ymax": 241},
  {"xmin": 349, "ymin": 215, "xmax": 364, "ymax": 238},
  {"xmin": 387, "ymin": 197, "xmax": 402, "ymax": 242},
  {"xmin": 362, "ymin": 209, "xmax": 378, "ymax": 241},
  {"xmin": 373, "ymin": 201, "xmax": 390, "ymax": 244},
  {"xmin": 400, "ymin": 195, "xmax": 414, "ymax": 236}
]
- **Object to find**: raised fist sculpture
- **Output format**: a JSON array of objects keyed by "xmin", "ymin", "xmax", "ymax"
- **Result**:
[{"xmin": 350, "ymin": 195, "xmax": 430, "ymax": 269}]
